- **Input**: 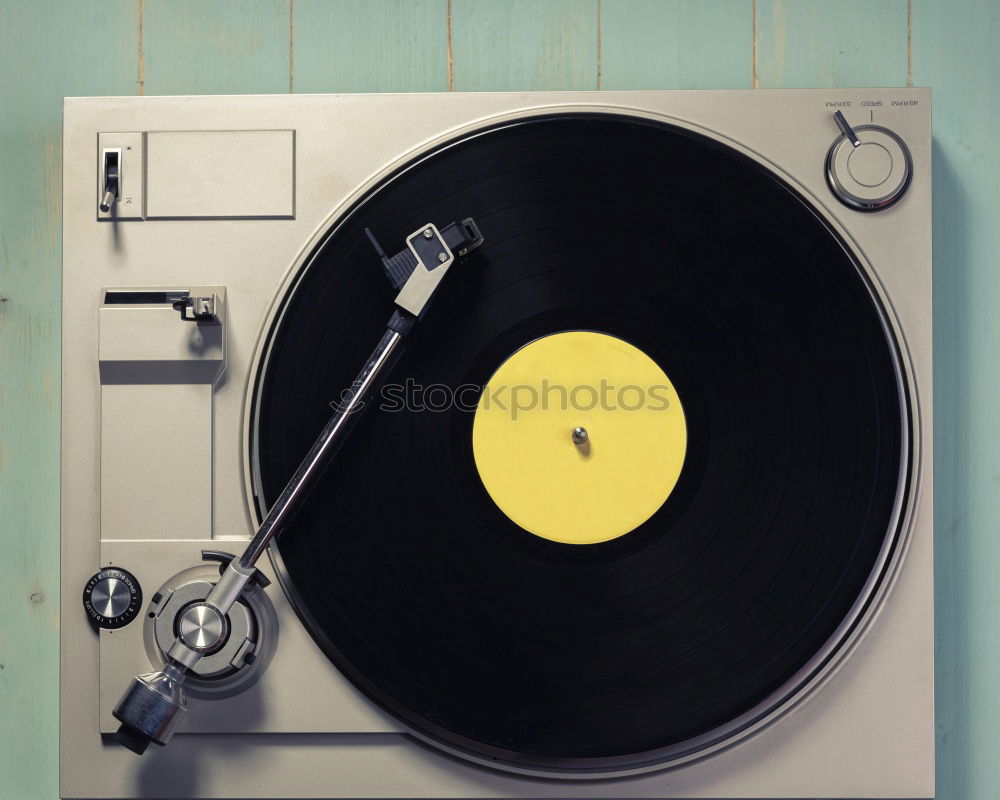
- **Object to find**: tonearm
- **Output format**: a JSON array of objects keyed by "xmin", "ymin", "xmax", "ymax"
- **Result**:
[{"xmin": 110, "ymin": 218, "xmax": 484, "ymax": 754}]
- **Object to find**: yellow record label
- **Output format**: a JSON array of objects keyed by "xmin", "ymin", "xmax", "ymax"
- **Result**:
[{"xmin": 472, "ymin": 331, "xmax": 687, "ymax": 545}]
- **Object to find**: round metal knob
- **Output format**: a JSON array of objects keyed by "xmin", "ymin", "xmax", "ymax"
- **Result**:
[
  {"xmin": 177, "ymin": 603, "xmax": 228, "ymax": 654},
  {"xmin": 83, "ymin": 567, "xmax": 142, "ymax": 629},
  {"xmin": 826, "ymin": 124, "xmax": 913, "ymax": 212}
]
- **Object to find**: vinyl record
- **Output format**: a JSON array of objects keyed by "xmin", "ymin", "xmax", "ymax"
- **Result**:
[{"xmin": 250, "ymin": 114, "xmax": 911, "ymax": 773}]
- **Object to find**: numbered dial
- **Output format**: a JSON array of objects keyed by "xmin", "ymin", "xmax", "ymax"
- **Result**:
[
  {"xmin": 83, "ymin": 567, "xmax": 142, "ymax": 629},
  {"xmin": 826, "ymin": 121, "xmax": 913, "ymax": 212}
]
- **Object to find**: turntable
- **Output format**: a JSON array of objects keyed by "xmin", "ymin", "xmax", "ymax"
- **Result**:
[{"xmin": 60, "ymin": 90, "xmax": 933, "ymax": 798}]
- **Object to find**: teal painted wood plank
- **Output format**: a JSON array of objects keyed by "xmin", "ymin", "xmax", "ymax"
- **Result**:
[
  {"xmin": 911, "ymin": 4, "xmax": 1000, "ymax": 799},
  {"xmin": 293, "ymin": 0, "xmax": 448, "ymax": 93},
  {"xmin": 601, "ymin": 0, "xmax": 753, "ymax": 89},
  {"xmin": 756, "ymin": 0, "xmax": 909, "ymax": 87},
  {"xmin": 0, "ymin": 2, "xmax": 995, "ymax": 799},
  {"xmin": 0, "ymin": 2, "xmax": 138, "ymax": 797},
  {"xmin": 451, "ymin": 0, "xmax": 598, "ymax": 91},
  {"xmin": 143, "ymin": 0, "xmax": 291, "ymax": 95}
]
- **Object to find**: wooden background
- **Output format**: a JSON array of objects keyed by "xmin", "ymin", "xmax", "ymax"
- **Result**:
[{"xmin": 0, "ymin": 1, "xmax": 996, "ymax": 798}]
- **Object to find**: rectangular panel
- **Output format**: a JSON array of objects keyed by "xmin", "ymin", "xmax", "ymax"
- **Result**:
[
  {"xmin": 100, "ymin": 384, "xmax": 213, "ymax": 540},
  {"xmin": 98, "ymin": 285, "xmax": 226, "ymax": 383},
  {"xmin": 60, "ymin": 90, "xmax": 935, "ymax": 800},
  {"xmin": 601, "ymin": 0, "xmax": 753, "ymax": 89},
  {"xmin": 145, "ymin": 130, "xmax": 295, "ymax": 218}
]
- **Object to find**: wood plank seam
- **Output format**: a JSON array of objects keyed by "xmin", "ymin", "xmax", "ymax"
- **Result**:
[
  {"xmin": 907, "ymin": 0, "xmax": 913, "ymax": 87},
  {"xmin": 138, "ymin": 0, "xmax": 145, "ymax": 95},
  {"xmin": 596, "ymin": 0, "xmax": 602, "ymax": 90},
  {"xmin": 447, "ymin": 0, "xmax": 454, "ymax": 91}
]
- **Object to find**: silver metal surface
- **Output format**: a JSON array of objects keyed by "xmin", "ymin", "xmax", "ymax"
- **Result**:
[
  {"xmin": 96, "ymin": 133, "xmax": 143, "ymax": 220},
  {"xmin": 135, "ymin": 561, "xmax": 252, "ymax": 700},
  {"xmin": 571, "ymin": 426, "xmax": 589, "ymax": 445},
  {"xmin": 111, "ymin": 663, "xmax": 188, "ymax": 747},
  {"xmin": 833, "ymin": 110, "xmax": 861, "ymax": 147},
  {"xmin": 166, "ymin": 640, "xmax": 202, "ymax": 669},
  {"xmin": 394, "ymin": 224, "xmax": 455, "ymax": 316},
  {"xmin": 178, "ymin": 604, "xmax": 228, "ymax": 653},
  {"xmin": 174, "ymin": 294, "xmax": 218, "ymax": 322},
  {"xmin": 206, "ymin": 559, "xmax": 255, "ymax": 613},
  {"xmin": 142, "ymin": 564, "xmax": 279, "ymax": 700},
  {"xmin": 90, "ymin": 576, "xmax": 131, "ymax": 618},
  {"xmin": 62, "ymin": 90, "xmax": 934, "ymax": 799},
  {"xmin": 826, "ymin": 123, "xmax": 913, "ymax": 211},
  {"xmin": 99, "ymin": 146, "xmax": 121, "ymax": 213},
  {"xmin": 152, "ymin": 579, "xmax": 252, "ymax": 678},
  {"xmin": 194, "ymin": 295, "xmax": 215, "ymax": 318}
]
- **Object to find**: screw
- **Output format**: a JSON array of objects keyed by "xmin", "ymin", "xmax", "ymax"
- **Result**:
[
  {"xmin": 423, "ymin": 229, "xmax": 434, "ymax": 239},
  {"xmin": 571, "ymin": 427, "xmax": 589, "ymax": 445},
  {"xmin": 438, "ymin": 252, "xmax": 448, "ymax": 263}
]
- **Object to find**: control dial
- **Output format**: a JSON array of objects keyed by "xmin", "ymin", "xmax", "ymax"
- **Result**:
[
  {"xmin": 826, "ymin": 111, "xmax": 912, "ymax": 211},
  {"xmin": 83, "ymin": 567, "xmax": 142, "ymax": 629}
]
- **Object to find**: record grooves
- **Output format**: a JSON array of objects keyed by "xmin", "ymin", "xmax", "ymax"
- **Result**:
[{"xmin": 250, "ymin": 114, "xmax": 910, "ymax": 772}]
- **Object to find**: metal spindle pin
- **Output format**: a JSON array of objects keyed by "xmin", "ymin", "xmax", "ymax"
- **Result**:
[{"xmin": 571, "ymin": 426, "xmax": 589, "ymax": 445}]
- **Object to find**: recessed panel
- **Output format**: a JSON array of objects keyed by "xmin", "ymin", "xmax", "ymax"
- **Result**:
[{"xmin": 146, "ymin": 130, "xmax": 295, "ymax": 219}]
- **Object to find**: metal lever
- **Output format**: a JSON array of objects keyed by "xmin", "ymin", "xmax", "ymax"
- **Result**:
[
  {"xmin": 833, "ymin": 110, "xmax": 862, "ymax": 148},
  {"xmin": 171, "ymin": 295, "xmax": 217, "ymax": 322},
  {"xmin": 99, "ymin": 149, "xmax": 121, "ymax": 212}
]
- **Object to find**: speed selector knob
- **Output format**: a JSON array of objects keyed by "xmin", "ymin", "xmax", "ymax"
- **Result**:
[
  {"xmin": 83, "ymin": 567, "xmax": 142, "ymax": 629},
  {"xmin": 826, "ymin": 110, "xmax": 912, "ymax": 211}
]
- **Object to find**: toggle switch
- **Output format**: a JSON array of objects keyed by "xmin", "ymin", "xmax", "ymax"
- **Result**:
[
  {"xmin": 97, "ymin": 132, "xmax": 144, "ymax": 220},
  {"xmin": 100, "ymin": 148, "xmax": 121, "ymax": 213}
]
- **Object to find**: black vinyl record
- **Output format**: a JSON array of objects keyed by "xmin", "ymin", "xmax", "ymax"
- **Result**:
[{"xmin": 251, "ymin": 114, "xmax": 910, "ymax": 773}]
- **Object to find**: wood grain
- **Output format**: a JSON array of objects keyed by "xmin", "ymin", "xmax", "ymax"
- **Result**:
[
  {"xmin": 0, "ymin": 2, "xmax": 137, "ymax": 796},
  {"xmin": 911, "ymin": 3, "xmax": 1000, "ymax": 798},
  {"xmin": 292, "ymin": 0, "xmax": 449, "ymax": 93},
  {"xmin": 451, "ymin": 0, "xmax": 599, "ymax": 91},
  {"xmin": 756, "ymin": 0, "xmax": 909, "ymax": 88},
  {"xmin": 601, "ymin": 0, "xmax": 753, "ymax": 89},
  {"xmin": 143, "ymin": 0, "xmax": 291, "ymax": 95}
]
